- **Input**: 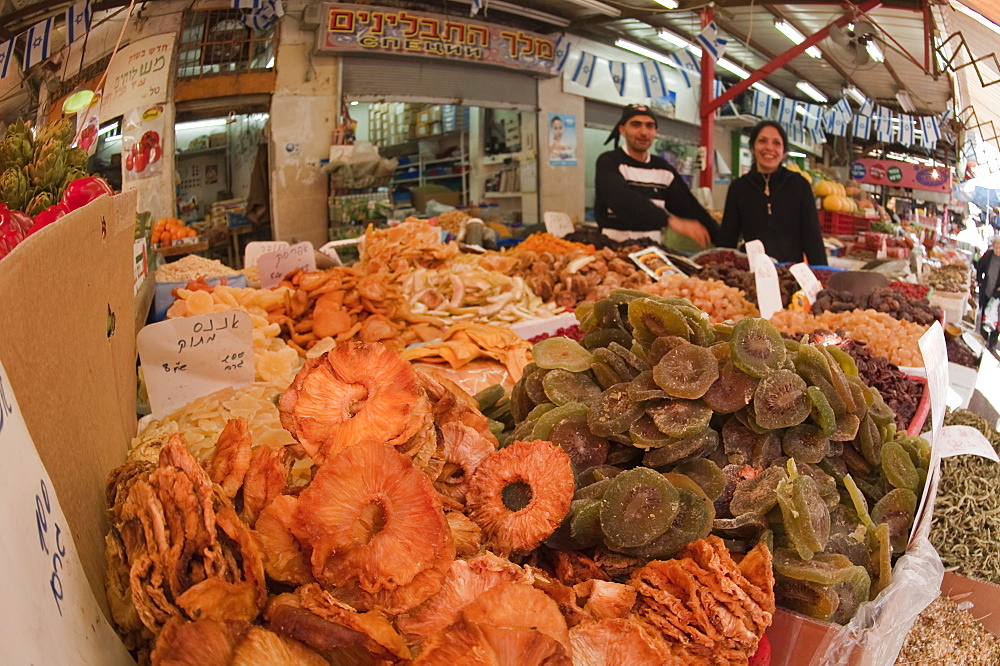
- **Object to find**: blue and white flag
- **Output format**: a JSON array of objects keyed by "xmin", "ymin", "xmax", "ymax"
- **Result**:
[
  {"xmin": 241, "ymin": 0, "xmax": 283, "ymax": 31},
  {"xmin": 23, "ymin": 18, "xmax": 52, "ymax": 70},
  {"xmin": 810, "ymin": 126, "xmax": 827, "ymax": 144},
  {"xmin": 66, "ymin": 0, "xmax": 91, "ymax": 44},
  {"xmin": 697, "ymin": 21, "xmax": 728, "ymax": 61},
  {"xmin": 801, "ymin": 103, "xmax": 823, "ymax": 131},
  {"xmin": 572, "ymin": 52, "xmax": 597, "ymax": 87},
  {"xmin": 777, "ymin": 97, "xmax": 796, "ymax": 126},
  {"xmin": 232, "ymin": 0, "xmax": 263, "ymax": 7},
  {"xmin": 751, "ymin": 89, "xmax": 773, "ymax": 118},
  {"xmin": 0, "ymin": 39, "xmax": 13, "ymax": 79},
  {"xmin": 920, "ymin": 114, "xmax": 941, "ymax": 147},
  {"xmin": 898, "ymin": 114, "xmax": 914, "ymax": 146},
  {"xmin": 667, "ymin": 48, "xmax": 699, "ymax": 88},
  {"xmin": 713, "ymin": 79, "xmax": 739, "ymax": 115},
  {"xmin": 874, "ymin": 105, "xmax": 894, "ymax": 142},
  {"xmin": 640, "ymin": 61, "xmax": 668, "ymax": 98},
  {"xmin": 785, "ymin": 121, "xmax": 804, "ymax": 145},
  {"xmin": 609, "ymin": 60, "xmax": 627, "ymax": 96},
  {"xmin": 471, "ymin": 0, "xmax": 483, "ymax": 16},
  {"xmin": 554, "ymin": 35, "xmax": 571, "ymax": 72},
  {"xmin": 857, "ymin": 97, "xmax": 874, "ymax": 118},
  {"xmin": 824, "ymin": 108, "xmax": 848, "ymax": 136},
  {"xmin": 853, "ymin": 113, "xmax": 872, "ymax": 140}
]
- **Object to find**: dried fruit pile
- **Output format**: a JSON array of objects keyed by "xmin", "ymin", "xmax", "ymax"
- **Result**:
[
  {"xmin": 528, "ymin": 324, "xmax": 583, "ymax": 344},
  {"xmin": 514, "ymin": 231, "xmax": 596, "ymax": 255},
  {"xmin": 924, "ymin": 264, "xmax": 971, "ymax": 293},
  {"xmin": 771, "ymin": 309, "xmax": 926, "ymax": 367},
  {"xmin": 508, "ymin": 290, "xmax": 927, "ymax": 624},
  {"xmin": 833, "ymin": 337, "xmax": 924, "ymax": 432},
  {"xmin": 811, "ymin": 287, "xmax": 942, "ymax": 326},
  {"xmin": 106, "ymin": 341, "xmax": 775, "ymax": 663},
  {"xmin": 399, "ymin": 321, "xmax": 533, "ymax": 382},
  {"xmin": 890, "ymin": 281, "xmax": 930, "ymax": 300},
  {"xmin": 642, "ymin": 274, "xmax": 759, "ymax": 323},
  {"xmin": 946, "ymin": 334, "xmax": 980, "ymax": 369}
]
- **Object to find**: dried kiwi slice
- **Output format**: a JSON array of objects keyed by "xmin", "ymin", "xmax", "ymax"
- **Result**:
[
  {"xmin": 672, "ymin": 458, "xmax": 727, "ymax": 502},
  {"xmin": 775, "ymin": 575, "xmax": 841, "ymax": 623},
  {"xmin": 542, "ymin": 369, "xmax": 602, "ymax": 407},
  {"xmin": 575, "ymin": 477, "xmax": 612, "ymax": 500},
  {"xmin": 795, "ymin": 344, "xmax": 832, "ymax": 380},
  {"xmin": 533, "ymin": 337, "xmax": 596, "ymax": 373},
  {"xmin": 628, "ymin": 370, "xmax": 670, "ymax": 402},
  {"xmin": 591, "ymin": 361, "xmax": 624, "ymax": 390},
  {"xmin": 856, "ymin": 415, "xmax": 883, "ymax": 467},
  {"xmin": 531, "ymin": 402, "xmax": 588, "ymax": 441},
  {"xmin": 662, "ymin": 473, "xmax": 716, "ymax": 522},
  {"xmin": 713, "ymin": 513, "xmax": 770, "ymax": 540},
  {"xmin": 702, "ymin": 360, "xmax": 760, "ymax": 415},
  {"xmin": 881, "ymin": 441, "xmax": 920, "ymax": 491},
  {"xmin": 524, "ymin": 367, "xmax": 551, "ymax": 405},
  {"xmin": 608, "ymin": 288, "xmax": 653, "ymax": 305},
  {"xmin": 569, "ymin": 499, "xmax": 604, "ymax": 548},
  {"xmin": 642, "ymin": 427, "xmax": 719, "ymax": 468},
  {"xmin": 826, "ymin": 345, "xmax": 859, "ymax": 378},
  {"xmin": 647, "ymin": 335, "xmax": 689, "ymax": 365},
  {"xmin": 629, "ymin": 415, "xmax": 675, "ymax": 450},
  {"xmin": 807, "ymin": 386, "xmax": 837, "ymax": 438},
  {"xmin": 730, "ymin": 466, "xmax": 787, "ymax": 517},
  {"xmin": 730, "ymin": 318, "xmax": 787, "ymax": 379},
  {"xmin": 593, "ymin": 347, "xmax": 640, "ymax": 382},
  {"xmin": 782, "ymin": 424, "xmax": 831, "ymax": 464},
  {"xmin": 627, "ymin": 299, "xmax": 691, "ymax": 347},
  {"xmin": 593, "ymin": 298, "xmax": 627, "ymax": 331},
  {"xmin": 618, "ymin": 488, "xmax": 713, "ymax": 559},
  {"xmin": 722, "ymin": 417, "xmax": 758, "ymax": 466},
  {"xmin": 871, "ymin": 487, "xmax": 917, "ymax": 553},
  {"xmin": 776, "ymin": 459, "xmax": 831, "ymax": 560},
  {"xmin": 846, "ymin": 376, "xmax": 869, "ymax": 422},
  {"xmin": 550, "ymin": 413, "xmax": 610, "ymax": 474},
  {"xmin": 525, "ymin": 402, "xmax": 557, "ymax": 421},
  {"xmin": 646, "ymin": 399, "xmax": 713, "ymax": 439},
  {"xmin": 675, "ymin": 306, "xmax": 715, "ymax": 346},
  {"xmin": 608, "ymin": 342, "xmax": 652, "ymax": 373},
  {"xmin": 713, "ymin": 322, "xmax": 734, "ymax": 341},
  {"xmin": 819, "ymin": 346, "xmax": 857, "ymax": 413},
  {"xmin": 869, "ymin": 521, "xmax": 893, "ymax": 596},
  {"xmin": 653, "ymin": 343, "xmax": 719, "ymax": 400},
  {"xmin": 474, "ymin": 384, "xmax": 506, "ymax": 411},
  {"xmin": 829, "ymin": 566, "xmax": 872, "ymax": 625},
  {"xmin": 600, "ymin": 467, "xmax": 679, "ymax": 548},
  {"xmin": 581, "ymin": 328, "xmax": 634, "ymax": 351},
  {"xmin": 773, "ymin": 548, "xmax": 866, "ymax": 585},
  {"xmin": 866, "ymin": 387, "xmax": 895, "ymax": 427},
  {"xmin": 831, "ymin": 413, "xmax": 861, "ymax": 442},
  {"xmin": 753, "ymin": 370, "xmax": 811, "ymax": 430},
  {"xmin": 510, "ymin": 377, "xmax": 533, "ymax": 422},
  {"xmin": 588, "ymin": 383, "xmax": 644, "ymax": 437}
]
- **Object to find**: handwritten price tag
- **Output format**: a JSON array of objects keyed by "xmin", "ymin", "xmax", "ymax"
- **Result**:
[
  {"xmin": 137, "ymin": 310, "xmax": 254, "ymax": 417},
  {"xmin": 789, "ymin": 262, "xmax": 823, "ymax": 305},
  {"xmin": 0, "ymin": 360, "xmax": 133, "ymax": 664},
  {"xmin": 937, "ymin": 425, "xmax": 1000, "ymax": 462},
  {"xmin": 918, "ymin": 322, "xmax": 948, "ymax": 442},
  {"xmin": 244, "ymin": 240, "xmax": 289, "ymax": 270},
  {"xmin": 257, "ymin": 241, "xmax": 316, "ymax": 288},
  {"xmin": 745, "ymin": 240, "xmax": 782, "ymax": 319}
]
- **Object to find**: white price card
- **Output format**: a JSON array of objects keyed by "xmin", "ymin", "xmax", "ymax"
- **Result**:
[
  {"xmin": 745, "ymin": 240, "xmax": 782, "ymax": 319},
  {"xmin": 936, "ymin": 425, "xmax": 1000, "ymax": 462},
  {"xmin": 0, "ymin": 360, "xmax": 134, "ymax": 665},
  {"xmin": 244, "ymin": 240, "xmax": 289, "ymax": 270},
  {"xmin": 543, "ymin": 212, "xmax": 575, "ymax": 238},
  {"xmin": 917, "ymin": 322, "xmax": 948, "ymax": 442},
  {"xmin": 789, "ymin": 262, "xmax": 823, "ymax": 305},
  {"xmin": 257, "ymin": 241, "xmax": 316, "ymax": 288},
  {"xmin": 137, "ymin": 310, "xmax": 254, "ymax": 417}
]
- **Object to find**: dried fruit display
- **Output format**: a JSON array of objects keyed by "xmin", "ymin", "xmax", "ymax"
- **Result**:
[
  {"xmin": 811, "ymin": 287, "xmax": 942, "ymax": 326},
  {"xmin": 641, "ymin": 274, "xmax": 759, "ymax": 322},
  {"xmin": 896, "ymin": 596, "xmax": 1000, "ymax": 666},
  {"xmin": 507, "ymin": 290, "xmax": 926, "ymax": 624},
  {"xmin": 924, "ymin": 263, "xmax": 971, "ymax": 293},
  {"xmin": 890, "ymin": 281, "xmax": 930, "ymax": 300},
  {"xmin": 946, "ymin": 334, "xmax": 980, "ymax": 369},
  {"xmin": 514, "ymin": 231, "xmax": 596, "ymax": 255},
  {"xmin": 771, "ymin": 309, "xmax": 926, "ymax": 367},
  {"xmin": 399, "ymin": 321, "xmax": 533, "ymax": 381}
]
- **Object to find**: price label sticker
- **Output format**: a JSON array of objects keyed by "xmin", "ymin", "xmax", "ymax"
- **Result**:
[
  {"xmin": 745, "ymin": 240, "xmax": 782, "ymax": 319},
  {"xmin": 137, "ymin": 310, "xmax": 254, "ymax": 417},
  {"xmin": 789, "ymin": 262, "xmax": 822, "ymax": 305},
  {"xmin": 936, "ymin": 425, "xmax": 1000, "ymax": 462},
  {"xmin": 244, "ymin": 240, "xmax": 289, "ymax": 270},
  {"xmin": 256, "ymin": 241, "xmax": 316, "ymax": 288},
  {"xmin": 0, "ymin": 359, "xmax": 134, "ymax": 664}
]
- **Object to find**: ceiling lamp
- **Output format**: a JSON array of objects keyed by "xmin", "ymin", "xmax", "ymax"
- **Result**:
[
  {"xmin": 896, "ymin": 90, "xmax": 916, "ymax": 113},
  {"xmin": 796, "ymin": 81, "xmax": 828, "ymax": 103},
  {"xmin": 657, "ymin": 28, "xmax": 693, "ymax": 49},
  {"xmin": 866, "ymin": 40, "xmax": 885, "ymax": 63},
  {"xmin": 773, "ymin": 20, "xmax": 822, "ymax": 58},
  {"xmin": 843, "ymin": 85, "xmax": 867, "ymax": 105},
  {"xmin": 652, "ymin": 0, "xmax": 679, "ymax": 8},
  {"xmin": 62, "ymin": 89, "xmax": 95, "ymax": 115},
  {"xmin": 564, "ymin": 0, "xmax": 621, "ymax": 18},
  {"xmin": 717, "ymin": 58, "xmax": 750, "ymax": 78},
  {"xmin": 615, "ymin": 39, "xmax": 672, "ymax": 66},
  {"xmin": 752, "ymin": 82, "xmax": 782, "ymax": 98}
]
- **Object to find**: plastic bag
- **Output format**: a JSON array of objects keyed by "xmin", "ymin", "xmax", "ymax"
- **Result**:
[{"xmin": 814, "ymin": 535, "xmax": 943, "ymax": 666}]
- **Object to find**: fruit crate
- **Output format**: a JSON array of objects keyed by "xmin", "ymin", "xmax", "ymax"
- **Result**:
[{"xmin": 818, "ymin": 210, "xmax": 870, "ymax": 236}]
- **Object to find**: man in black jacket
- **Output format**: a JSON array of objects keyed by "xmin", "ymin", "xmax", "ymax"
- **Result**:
[{"xmin": 594, "ymin": 104, "xmax": 718, "ymax": 247}]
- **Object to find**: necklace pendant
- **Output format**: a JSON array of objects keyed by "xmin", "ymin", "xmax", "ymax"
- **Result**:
[{"xmin": 767, "ymin": 202, "xmax": 772, "ymax": 215}]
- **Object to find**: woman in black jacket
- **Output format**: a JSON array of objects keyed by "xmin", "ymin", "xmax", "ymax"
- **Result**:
[
  {"xmin": 976, "ymin": 235, "xmax": 1000, "ymax": 326},
  {"xmin": 718, "ymin": 121, "xmax": 827, "ymax": 265}
]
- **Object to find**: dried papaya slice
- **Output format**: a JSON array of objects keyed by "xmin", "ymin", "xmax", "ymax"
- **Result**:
[
  {"xmin": 730, "ymin": 318, "xmax": 786, "ymax": 379},
  {"xmin": 617, "ymin": 488, "xmax": 712, "ymax": 559},
  {"xmin": 628, "ymin": 371, "xmax": 670, "ymax": 403},
  {"xmin": 672, "ymin": 458, "xmax": 726, "ymax": 502},
  {"xmin": 542, "ymin": 369, "xmax": 602, "ymax": 407},
  {"xmin": 593, "ymin": 347, "xmax": 639, "ymax": 382},
  {"xmin": 776, "ymin": 459, "xmax": 831, "ymax": 561},
  {"xmin": 881, "ymin": 441, "xmax": 920, "ymax": 491},
  {"xmin": 646, "ymin": 399, "xmax": 712, "ymax": 440},
  {"xmin": 870, "ymin": 487, "xmax": 917, "ymax": 554},
  {"xmin": 533, "ymin": 337, "xmax": 595, "ymax": 373},
  {"xmin": 641, "ymin": 427, "xmax": 719, "ymax": 468},
  {"xmin": 753, "ymin": 370, "xmax": 810, "ymax": 430},
  {"xmin": 588, "ymin": 384, "xmax": 644, "ymax": 437},
  {"xmin": 550, "ymin": 413, "xmax": 609, "ymax": 475},
  {"xmin": 652, "ymin": 343, "xmax": 719, "ymax": 400},
  {"xmin": 703, "ymin": 360, "xmax": 759, "ymax": 414},
  {"xmin": 627, "ymin": 299, "xmax": 690, "ymax": 347},
  {"xmin": 600, "ymin": 467, "xmax": 679, "ymax": 548}
]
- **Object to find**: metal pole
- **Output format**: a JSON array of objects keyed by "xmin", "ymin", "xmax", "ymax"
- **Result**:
[{"xmin": 699, "ymin": 7, "xmax": 715, "ymax": 189}]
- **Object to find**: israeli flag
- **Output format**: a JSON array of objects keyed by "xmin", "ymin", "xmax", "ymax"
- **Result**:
[
  {"xmin": 874, "ymin": 106, "xmax": 894, "ymax": 142},
  {"xmin": 0, "ymin": 39, "xmax": 12, "ymax": 79},
  {"xmin": 640, "ymin": 61, "xmax": 667, "ymax": 98},
  {"xmin": 801, "ymin": 103, "xmax": 823, "ymax": 131},
  {"xmin": 609, "ymin": 60, "xmax": 627, "ymax": 96},
  {"xmin": 751, "ymin": 89, "xmax": 773, "ymax": 118},
  {"xmin": 241, "ymin": 0, "xmax": 283, "ymax": 31},
  {"xmin": 810, "ymin": 127, "xmax": 827, "ymax": 144},
  {"xmin": 857, "ymin": 97, "xmax": 874, "ymax": 118},
  {"xmin": 471, "ymin": 0, "xmax": 483, "ymax": 16},
  {"xmin": 554, "ymin": 35, "xmax": 571, "ymax": 72},
  {"xmin": 667, "ymin": 48, "xmax": 700, "ymax": 88},
  {"xmin": 66, "ymin": 0, "xmax": 91, "ymax": 44},
  {"xmin": 23, "ymin": 18, "xmax": 52, "ymax": 70},
  {"xmin": 232, "ymin": 0, "xmax": 263, "ymax": 7},
  {"xmin": 898, "ymin": 114, "xmax": 914, "ymax": 146},
  {"xmin": 853, "ymin": 113, "xmax": 872, "ymax": 140},
  {"xmin": 697, "ymin": 21, "xmax": 728, "ymax": 61},
  {"xmin": 777, "ymin": 97, "xmax": 796, "ymax": 126},
  {"xmin": 572, "ymin": 52, "xmax": 597, "ymax": 87},
  {"xmin": 833, "ymin": 97, "xmax": 852, "ymax": 120},
  {"xmin": 824, "ymin": 108, "xmax": 848, "ymax": 136},
  {"xmin": 920, "ymin": 114, "xmax": 941, "ymax": 147}
]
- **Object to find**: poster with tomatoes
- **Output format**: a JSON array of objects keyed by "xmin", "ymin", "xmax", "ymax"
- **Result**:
[
  {"xmin": 122, "ymin": 105, "xmax": 165, "ymax": 181},
  {"xmin": 73, "ymin": 93, "xmax": 102, "ymax": 156}
]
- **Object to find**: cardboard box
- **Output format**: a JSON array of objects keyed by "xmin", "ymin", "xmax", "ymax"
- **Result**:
[
  {"xmin": 411, "ymin": 184, "xmax": 460, "ymax": 211},
  {"xmin": 418, "ymin": 108, "xmax": 432, "ymax": 125},
  {"xmin": 941, "ymin": 572, "xmax": 1000, "ymax": 637},
  {"xmin": 416, "ymin": 122, "xmax": 433, "ymax": 138},
  {"xmin": 429, "ymin": 105, "xmax": 442, "ymax": 122}
]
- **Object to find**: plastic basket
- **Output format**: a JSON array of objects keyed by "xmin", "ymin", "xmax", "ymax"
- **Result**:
[{"xmin": 818, "ymin": 210, "xmax": 870, "ymax": 236}]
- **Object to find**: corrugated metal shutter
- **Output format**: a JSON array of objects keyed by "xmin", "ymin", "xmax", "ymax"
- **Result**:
[
  {"xmin": 584, "ymin": 99, "xmax": 699, "ymax": 144},
  {"xmin": 342, "ymin": 56, "xmax": 537, "ymax": 110}
]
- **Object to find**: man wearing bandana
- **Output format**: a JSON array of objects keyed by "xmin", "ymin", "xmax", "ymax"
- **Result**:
[{"xmin": 594, "ymin": 104, "xmax": 718, "ymax": 250}]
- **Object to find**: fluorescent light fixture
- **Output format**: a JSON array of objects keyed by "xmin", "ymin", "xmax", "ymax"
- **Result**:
[
  {"xmin": 896, "ymin": 90, "xmax": 916, "ymax": 113},
  {"xmin": 97, "ymin": 122, "xmax": 120, "ymax": 137},
  {"xmin": 866, "ymin": 40, "xmax": 884, "ymax": 63},
  {"xmin": 657, "ymin": 28, "xmax": 692, "ymax": 49},
  {"xmin": 773, "ymin": 20, "xmax": 822, "ymax": 58},
  {"xmin": 349, "ymin": 100, "xmax": 359, "ymax": 106},
  {"xmin": 452, "ymin": 0, "xmax": 571, "ymax": 27},
  {"xmin": 176, "ymin": 118, "xmax": 228, "ymax": 131},
  {"xmin": 563, "ymin": 0, "xmax": 621, "ymax": 18},
  {"xmin": 788, "ymin": 151, "xmax": 807, "ymax": 158},
  {"xmin": 796, "ymin": 81, "xmax": 828, "ymax": 103},
  {"xmin": 717, "ymin": 58, "xmax": 750, "ymax": 78},
  {"xmin": 652, "ymin": 0, "xmax": 679, "ymax": 8},
  {"xmin": 844, "ymin": 86, "xmax": 867, "ymax": 105},
  {"xmin": 953, "ymin": 2, "xmax": 1000, "ymax": 36},
  {"xmin": 615, "ymin": 39, "xmax": 672, "ymax": 66},
  {"xmin": 752, "ymin": 81, "xmax": 782, "ymax": 98}
]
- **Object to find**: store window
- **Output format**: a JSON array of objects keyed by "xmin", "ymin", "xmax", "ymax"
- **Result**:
[{"xmin": 176, "ymin": 9, "xmax": 277, "ymax": 79}]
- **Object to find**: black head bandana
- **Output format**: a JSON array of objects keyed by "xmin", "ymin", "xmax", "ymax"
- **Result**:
[{"xmin": 605, "ymin": 103, "xmax": 658, "ymax": 147}]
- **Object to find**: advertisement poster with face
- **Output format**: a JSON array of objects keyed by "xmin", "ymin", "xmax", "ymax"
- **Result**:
[
  {"xmin": 548, "ymin": 113, "xmax": 577, "ymax": 167},
  {"xmin": 121, "ymin": 105, "xmax": 165, "ymax": 182}
]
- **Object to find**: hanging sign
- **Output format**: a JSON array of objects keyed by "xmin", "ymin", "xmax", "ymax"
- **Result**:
[
  {"xmin": 849, "ymin": 157, "xmax": 951, "ymax": 193},
  {"xmin": 103, "ymin": 32, "xmax": 175, "ymax": 122},
  {"xmin": 318, "ymin": 3, "xmax": 557, "ymax": 74}
]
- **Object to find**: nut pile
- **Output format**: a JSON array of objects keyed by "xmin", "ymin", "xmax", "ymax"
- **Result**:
[{"xmin": 811, "ymin": 287, "xmax": 942, "ymax": 326}]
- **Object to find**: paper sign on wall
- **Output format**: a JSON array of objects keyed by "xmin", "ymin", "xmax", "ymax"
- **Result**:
[
  {"xmin": 257, "ymin": 241, "xmax": 317, "ymax": 288},
  {"xmin": 789, "ymin": 262, "xmax": 823, "ymax": 305},
  {"xmin": 745, "ymin": 240, "xmax": 782, "ymax": 319},
  {"xmin": 244, "ymin": 240, "xmax": 289, "ymax": 269},
  {"xmin": 137, "ymin": 311, "xmax": 254, "ymax": 417},
  {"xmin": 0, "ymin": 359, "xmax": 134, "ymax": 665}
]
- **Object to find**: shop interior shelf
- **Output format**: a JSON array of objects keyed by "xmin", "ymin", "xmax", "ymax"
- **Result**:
[
  {"xmin": 484, "ymin": 191, "xmax": 522, "ymax": 198},
  {"xmin": 425, "ymin": 173, "xmax": 464, "ymax": 181}
]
